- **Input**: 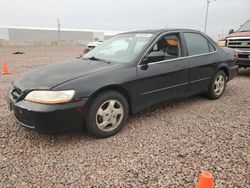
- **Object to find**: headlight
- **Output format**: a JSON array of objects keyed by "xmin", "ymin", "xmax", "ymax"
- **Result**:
[{"xmin": 24, "ymin": 90, "xmax": 75, "ymax": 104}]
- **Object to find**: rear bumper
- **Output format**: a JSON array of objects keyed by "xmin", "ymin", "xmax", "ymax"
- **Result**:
[
  {"xmin": 228, "ymin": 65, "xmax": 239, "ymax": 81},
  {"xmin": 235, "ymin": 50, "xmax": 250, "ymax": 67},
  {"xmin": 8, "ymin": 92, "xmax": 88, "ymax": 133},
  {"xmin": 238, "ymin": 59, "xmax": 250, "ymax": 67}
]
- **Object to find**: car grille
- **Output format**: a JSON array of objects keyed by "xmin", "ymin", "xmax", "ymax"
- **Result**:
[
  {"xmin": 11, "ymin": 87, "xmax": 24, "ymax": 102},
  {"xmin": 227, "ymin": 38, "xmax": 250, "ymax": 49}
]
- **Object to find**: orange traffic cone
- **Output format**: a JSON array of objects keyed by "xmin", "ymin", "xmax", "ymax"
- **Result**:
[
  {"xmin": 196, "ymin": 171, "xmax": 214, "ymax": 188},
  {"xmin": 1, "ymin": 60, "xmax": 10, "ymax": 74}
]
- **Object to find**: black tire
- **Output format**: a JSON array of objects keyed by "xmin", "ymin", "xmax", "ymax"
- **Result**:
[
  {"xmin": 206, "ymin": 70, "xmax": 227, "ymax": 100},
  {"xmin": 85, "ymin": 90, "xmax": 129, "ymax": 138}
]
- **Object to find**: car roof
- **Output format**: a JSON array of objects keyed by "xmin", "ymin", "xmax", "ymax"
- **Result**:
[{"xmin": 120, "ymin": 28, "xmax": 202, "ymax": 35}]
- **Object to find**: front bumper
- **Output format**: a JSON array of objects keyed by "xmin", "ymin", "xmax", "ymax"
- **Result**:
[{"xmin": 8, "ymin": 90, "xmax": 88, "ymax": 133}]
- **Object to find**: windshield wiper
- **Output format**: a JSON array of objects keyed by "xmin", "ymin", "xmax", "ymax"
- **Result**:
[{"xmin": 82, "ymin": 56, "xmax": 111, "ymax": 64}]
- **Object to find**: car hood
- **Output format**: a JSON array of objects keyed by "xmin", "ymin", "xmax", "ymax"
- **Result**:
[
  {"xmin": 227, "ymin": 31, "xmax": 250, "ymax": 38},
  {"xmin": 14, "ymin": 59, "xmax": 114, "ymax": 91}
]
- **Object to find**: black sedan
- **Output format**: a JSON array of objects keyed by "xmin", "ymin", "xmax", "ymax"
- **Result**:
[{"xmin": 8, "ymin": 29, "xmax": 239, "ymax": 138}]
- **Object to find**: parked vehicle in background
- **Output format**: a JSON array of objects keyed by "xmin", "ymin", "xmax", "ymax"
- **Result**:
[
  {"xmin": 84, "ymin": 41, "xmax": 103, "ymax": 53},
  {"xmin": 9, "ymin": 29, "xmax": 238, "ymax": 138},
  {"xmin": 219, "ymin": 20, "xmax": 250, "ymax": 68}
]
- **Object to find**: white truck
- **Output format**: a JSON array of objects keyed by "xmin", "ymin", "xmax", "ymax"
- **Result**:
[{"xmin": 225, "ymin": 20, "xmax": 250, "ymax": 68}]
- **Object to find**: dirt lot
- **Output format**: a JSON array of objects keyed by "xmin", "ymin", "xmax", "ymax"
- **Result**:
[{"xmin": 0, "ymin": 46, "xmax": 249, "ymax": 187}]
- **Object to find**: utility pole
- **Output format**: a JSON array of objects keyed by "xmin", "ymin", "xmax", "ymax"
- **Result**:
[
  {"xmin": 204, "ymin": 0, "xmax": 215, "ymax": 34},
  {"xmin": 204, "ymin": 0, "xmax": 210, "ymax": 34},
  {"xmin": 57, "ymin": 18, "xmax": 61, "ymax": 42}
]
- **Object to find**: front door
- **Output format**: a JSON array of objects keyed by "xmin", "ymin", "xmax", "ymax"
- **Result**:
[{"xmin": 137, "ymin": 33, "xmax": 189, "ymax": 109}]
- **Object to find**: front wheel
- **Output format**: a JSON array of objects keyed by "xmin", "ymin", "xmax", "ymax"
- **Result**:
[
  {"xmin": 85, "ymin": 91, "xmax": 129, "ymax": 138},
  {"xmin": 206, "ymin": 70, "xmax": 227, "ymax": 100}
]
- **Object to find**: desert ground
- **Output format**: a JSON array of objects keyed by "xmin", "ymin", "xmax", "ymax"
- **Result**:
[{"xmin": 0, "ymin": 46, "xmax": 249, "ymax": 187}]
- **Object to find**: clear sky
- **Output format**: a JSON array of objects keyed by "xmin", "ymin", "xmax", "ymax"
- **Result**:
[{"xmin": 0, "ymin": 0, "xmax": 249, "ymax": 39}]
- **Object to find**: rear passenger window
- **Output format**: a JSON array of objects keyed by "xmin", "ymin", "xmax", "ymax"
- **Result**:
[
  {"xmin": 183, "ymin": 33, "xmax": 210, "ymax": 56},
  {"xmin": 208, "ymin": 41, "xmax": 216, "ymax": 52}
]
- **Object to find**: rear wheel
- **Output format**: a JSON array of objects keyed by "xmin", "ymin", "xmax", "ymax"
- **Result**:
[
  {"xmin": 85, "ymin": 90, "xmax": 129, "ymax": 138},
  {"xmin": 206, "ymin": 70, "xmax": 227, "ymax": 99}
]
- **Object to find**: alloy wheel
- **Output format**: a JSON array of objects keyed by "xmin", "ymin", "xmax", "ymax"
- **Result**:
[
  {"xmin": 96, "ymin": 99, "xmax": 124, "ymax": 132},
  {"xmin": 214, "ymin": 75, "xmax": 225, "ymax": 95}
]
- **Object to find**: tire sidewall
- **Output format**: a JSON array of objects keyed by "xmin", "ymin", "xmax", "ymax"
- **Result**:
[
  {"xmin": 209, "ymin": 70, "xmax": 227, "ymax": 99},
  {"xmin": 86, "ymin": 91, "xmax": 129, "ymax": 138}
]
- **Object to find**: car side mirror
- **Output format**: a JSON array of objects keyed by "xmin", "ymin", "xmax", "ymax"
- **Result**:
[
  {"xmin": 229, "ymin": 29, "xmax": 234, "ymax": 34},
  {"xmin": 144, "ymin": 51, "xmax": 165, "ymax": 63}
]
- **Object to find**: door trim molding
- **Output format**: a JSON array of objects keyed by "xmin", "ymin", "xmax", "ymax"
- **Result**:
[
  {"xmin": 190, "ymin": 77, "xmax": 211, "ymax": 84},
  {"xmin": 140, "ymin": 82, "xmax": 188, "ymax": 96}
]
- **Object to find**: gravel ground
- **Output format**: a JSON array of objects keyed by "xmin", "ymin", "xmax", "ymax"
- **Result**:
[{"xmin": 0, "ymin": 46, "xmax": 249, "ymax": 187}]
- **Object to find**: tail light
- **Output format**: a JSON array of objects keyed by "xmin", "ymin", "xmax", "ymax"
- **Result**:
[{"xmin": 234, "ymin": 51, "xmax": 239, "ymax": 63}]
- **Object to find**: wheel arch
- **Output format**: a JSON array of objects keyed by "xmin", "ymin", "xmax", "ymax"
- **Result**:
[
  {"xmin": 217, "ymin": 64, "xmax": 229, "ymax": 80},
  {"xmin": 86, "ymin": 85, "xmax": 133, "ymax": 115}
]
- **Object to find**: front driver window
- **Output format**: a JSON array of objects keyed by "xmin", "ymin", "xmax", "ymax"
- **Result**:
[{"xmin": 148, "ymin": 34, "xmax": 181, "ymax": 63}]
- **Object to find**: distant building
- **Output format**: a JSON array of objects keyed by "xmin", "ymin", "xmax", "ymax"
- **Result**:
[{"xmin": 0, "ymin": 26, "xmax": 122, "ymax": 46}]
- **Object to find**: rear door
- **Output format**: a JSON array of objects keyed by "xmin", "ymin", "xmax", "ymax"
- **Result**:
[
  {"xmin": 137, "ymin": 32, "xmax": 189, "ymax": 109},
  {"xmin": 182, "ymin": 32, "xmax": 218, "ymax": 94}
]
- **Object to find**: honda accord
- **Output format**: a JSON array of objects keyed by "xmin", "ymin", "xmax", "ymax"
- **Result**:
[{"xmin": 8, "ymin": 29, "xmax": 239, "ymax": 138}]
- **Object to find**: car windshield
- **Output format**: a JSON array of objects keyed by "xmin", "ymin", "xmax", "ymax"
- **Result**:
[
  {"xmin": 238, "ymin": 20, "xmax": 250, "ymax": 32},
  {"xmin": 83, "ymin": 33, "xmax": 153, "ymax": 64}
]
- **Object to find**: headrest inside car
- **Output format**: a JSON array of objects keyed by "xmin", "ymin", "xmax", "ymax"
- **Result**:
[{"xmin": 167, "ymin": 45, "xmax": 178, "ymax": 56}]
